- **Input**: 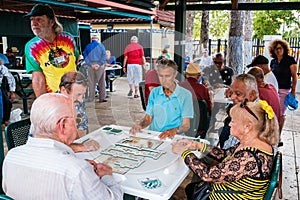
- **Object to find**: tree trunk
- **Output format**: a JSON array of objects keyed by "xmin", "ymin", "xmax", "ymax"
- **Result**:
[
  {"xmin": 199, "ymin": 10, "xmax": 209, "ymax": 57},
  {"xmin": 243, "ymin": 0, "xmax": 253, "ymax": 73},
  {"xmin": 228, "ymin": 10, "xmax": 244, "ymax": 74},
  {"xmin": 186, "ymin": 11, "xmax": 195, "ymax": 59}
]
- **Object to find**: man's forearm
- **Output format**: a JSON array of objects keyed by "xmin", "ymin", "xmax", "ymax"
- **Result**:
[{"xmin": 139, "ymin": 115, "xmax": 152, "ymax": 129}]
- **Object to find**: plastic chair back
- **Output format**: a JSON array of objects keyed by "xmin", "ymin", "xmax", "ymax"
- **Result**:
[
  {"xmin": 139, "ymin": 81, "xmax": 146, "ymax": 111},
  {"xmin": 4, "ymin": 118, "xmax": 31, "ymax": 150},
  {"xmin": 264, "ymin": 151, "xmax": 283, "ymax": 200}
]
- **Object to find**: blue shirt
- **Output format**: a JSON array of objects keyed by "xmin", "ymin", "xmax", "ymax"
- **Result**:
[
  {"xmin": 83, "ymin": 40, "xmax": 106, "ymax": 66},
  {"xmin": 0, "ymin": 53, "xmax": 9, "ymax": 65},
  {"xmin": 146, "ymin": 84, "xmax": 194, "ymax": 132}
]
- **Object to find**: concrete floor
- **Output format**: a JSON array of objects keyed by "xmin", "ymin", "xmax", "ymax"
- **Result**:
[{"xmin": 10, "ymin": 77, "xmax": 300, "ymax": 200}]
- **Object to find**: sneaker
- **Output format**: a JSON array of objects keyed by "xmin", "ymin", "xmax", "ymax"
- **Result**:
[
  {"xmin": 128, "ymin": 90, "xmax": 133, "ymax": 96},
  {"xmin": 134, "ymin": 95, "xmax": 139, "ymax": 98}
]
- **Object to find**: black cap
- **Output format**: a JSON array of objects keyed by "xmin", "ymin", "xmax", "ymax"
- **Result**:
[
  {"xmin": 24, "ymin": 4, "xmax": 55, "ymax": 19},
  {"xmin": 247, "ymin": 55, "xmax": 269, "ymax": 68}
]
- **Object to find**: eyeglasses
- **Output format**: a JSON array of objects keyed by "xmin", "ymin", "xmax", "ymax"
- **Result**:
[
  {"xmin": 240, "ymin": 99, "xmax": 258, "ymax": 120},
  {"xmin": 76, "ymin": 113, "xmax": 83, "ymax": 124}
]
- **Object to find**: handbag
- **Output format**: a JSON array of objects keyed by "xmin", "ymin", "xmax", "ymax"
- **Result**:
[{"xmin": 192, "ymin": 181, "xmax": 212, "ymax": 200}]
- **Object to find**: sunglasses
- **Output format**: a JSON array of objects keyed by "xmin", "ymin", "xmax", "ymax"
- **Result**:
[
  {"xmin": 275, "ymin": 47, "xmax": 283, "ymax": 51},
  {"xmin": 240, "ymin": 99, "xmax": 258, "ymax": 120},
  {"xmin": 214, "ymin": 61, "xmax": 223, "ymax": 65}
]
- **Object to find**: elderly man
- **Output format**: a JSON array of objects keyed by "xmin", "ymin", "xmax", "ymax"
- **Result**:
[
  {"xmin": 130, "ymin": 58, "xmax": 194, "ymax": 139},
  {"xmin": 2, "ymin": 93, "xmax": 123, "ymax": 199},
  {"xmin": 123, "ymin": 36, "xmax": 146, "ymax": 98},
  {"xmin": 220, "ymin": 74, "xmax": 259, "ymax": 149},
  {"xmin": 247, "ymin": 55, "xmax": 279, "ymax": 92},
  {"xmin": 24, "ymin": 4, "xmax": 79, "ymax": 97},
  {"xmin": 84, "ymin": 35, "xmax": 107, "ymax": 103}
]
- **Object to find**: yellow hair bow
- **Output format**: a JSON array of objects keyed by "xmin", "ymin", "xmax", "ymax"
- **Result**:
[{"xmin": 259, "ymin": 100, "xmax": 274, "ymax": 119}]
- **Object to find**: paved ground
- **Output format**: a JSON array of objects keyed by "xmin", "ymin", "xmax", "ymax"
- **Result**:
[{"xmin": 10, "ymin": 77, "xmax": 300, "ymax": 200}]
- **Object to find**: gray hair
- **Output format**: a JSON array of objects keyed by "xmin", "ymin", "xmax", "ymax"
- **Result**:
[
  {"xmin": 30, "ymin": 93, "xmax": 73, "ymax": 138},
  {"xmin": 131, "ymin": 36, "xmax": 138, "ymax": 42},
  {"xmin": 233, "ymin": 74, "xmax": 259, "ymax": 95},
  {"xmin": 53, "ymin": 16, "xmax": 63, "ymax": 33},
  {"xmin": 156, "ymin": 58, "xmax": 178, "ymax": 73}
]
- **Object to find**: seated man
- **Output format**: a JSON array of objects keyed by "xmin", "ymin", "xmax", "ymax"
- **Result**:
[
  {"xmin": 130, "ymin": 58, "xmax": 194, "ymax": 139},
  {"xmin": 220, "ymin": 74, "xmax": 259, "ymax": 149},
  {"xmin": 2, "ymin": 93, "xmax": 123, "ymax": 199},
  {"xmin": 179, "ymin": 63, "xmax": 212, "ymax": 138},
  {"xmin": 247, "ymin": 67, "xmax": 280, "ymax": 122},
  {"xmin": 59, "ymin": 71, "xmax": 99, "ymax": 152},
  {"xmin": 105, "ymin": 50, "xmax": 116, "ymax": 90}
]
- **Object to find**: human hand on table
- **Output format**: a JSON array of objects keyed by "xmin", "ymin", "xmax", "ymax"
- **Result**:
[
  {"xmin": 130, "ymin": 124, "xmax": 142, "ymax": 135},
  {"xmin": 171, "ymin": 139, "xmax": 198, "ymax": 154},
  {"xmin": 86, "ymin": 160, "xmax": 113, "ymax": 178},
  {"xmin": 159, "ymin": 128, "xmax": 177, "ymax": 140}
]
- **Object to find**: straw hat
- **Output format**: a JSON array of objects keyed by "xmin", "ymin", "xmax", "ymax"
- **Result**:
[
  {"xmin": 11, "ymin": 47, "xmax": 19, "ymax": 53},
  {"xmin": 185, "ymin": 63, "xmax": 201, "ymax": 75}
]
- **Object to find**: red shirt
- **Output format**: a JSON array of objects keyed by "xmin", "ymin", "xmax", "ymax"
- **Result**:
[
  {"xmin": 145, "ymin": 69, "xmax": 160, "ymax": 105},
  {"xmin": 179, "ymin": 77, "xmax": 212, "ymax": 112},
  {"xmin": 124, "ymin": 43, "xmax": 144, "ymax": 65},
  {"xmin": 258, "ymin": 84, "xmax": 281, "ymax": 122}
]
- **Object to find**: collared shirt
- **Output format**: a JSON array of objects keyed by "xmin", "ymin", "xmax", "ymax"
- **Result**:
[
  {"xmin": 84, "ymin": 40, "xmax": 106, "ymax": 67},
  {"xmin": 179, "ymin": 77, "xmax": 212, "ymax": 112},
  {"xmin": 2, "ymin": 137, "xmax": 123, "ymax": 200},
  {"xmin": 271, "ymin": 55, "xmax": 297, "ymax": 89},
  {"xmin": 264, "ymin": 71, "xmax": 279, "ymax": 92},
  {"xmin": 25, "ymin": 32, "xmax": 79, "ymax": 93},
  {"xmin": 146, "ymin": 84, "xmax": 194, "ymax": 132}
]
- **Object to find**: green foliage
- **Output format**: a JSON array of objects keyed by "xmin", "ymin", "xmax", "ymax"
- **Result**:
[
  {"xmin": 253, "ymin": 10, "xmax": 298, "ymax": 39},
  {"xmin": 193, "ymin": 10, "xmax": 230, "ymax": 39}
]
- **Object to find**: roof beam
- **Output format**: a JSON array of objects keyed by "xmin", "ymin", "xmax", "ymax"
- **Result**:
[
  {"xmin": 165, "ymin": 2, "xmax": 300, "ymax": 11},
  {"xmin": 84, "ymin": 0, "xmax": 155, "ymax": 15},
  {"xmin": 25, "ymin": 0, "xmax": 152, "ymax": 20}
]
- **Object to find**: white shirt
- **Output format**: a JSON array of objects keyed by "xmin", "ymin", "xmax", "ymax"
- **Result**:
[
  {"xmin": 264, "ymin": 71, "xmax": 279, "ymax": 92},
  {"xmin": 199, "ymin": 55, "xmax": 213, "ymax": 68},
  {"xmin": 2, "ymin": 137, "xmax": 123, "ymax": 200}
]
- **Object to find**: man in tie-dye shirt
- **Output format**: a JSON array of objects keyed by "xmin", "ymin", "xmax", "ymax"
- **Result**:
[{"xmin": 24, "ymin": 4, "xmax": 79, "ymax": 97}]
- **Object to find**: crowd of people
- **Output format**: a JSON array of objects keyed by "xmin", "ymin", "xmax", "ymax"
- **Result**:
[{"xmin": 0, "ymin": 2, "xmax": 298, "ymax": 200}]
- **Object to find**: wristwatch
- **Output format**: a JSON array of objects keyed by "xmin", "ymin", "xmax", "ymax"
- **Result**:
[{"xmin": 176, "ymin": 127, "xmax": 180, "ymax": 134}]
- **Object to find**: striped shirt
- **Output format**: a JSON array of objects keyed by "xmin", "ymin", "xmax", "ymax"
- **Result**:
[{"xmin": 2, "ymin": 137, "xmax": 123, "ymax": 200}]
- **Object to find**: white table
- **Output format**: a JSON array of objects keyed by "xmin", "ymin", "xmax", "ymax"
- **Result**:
[
  {"xmin": 105, "ymin": 64, "xmax": 122, "ymax": 71},
  {"xmin": 75, "ymin": 125, "xmax": 208, "ymax": 200},
  {"xmin": 213, "ymin": 87, "xmax": 232, "ymax": 104}
]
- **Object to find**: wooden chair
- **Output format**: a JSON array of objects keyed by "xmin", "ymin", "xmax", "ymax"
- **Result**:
[
  {"xmin": 11, "ymin": 72, "xmax": 34, "ymax": 115},
  {"xmin": 264, "ymin": 151, "xmax": 283, "ymax": 200},
  {"xmin": 4, "ymin": 118, "xmax": 31, "ymax": 150}
]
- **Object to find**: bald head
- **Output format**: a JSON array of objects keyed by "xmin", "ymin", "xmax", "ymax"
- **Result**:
[{"xmin": 30, "ymin": 93, "xmax": 75, "ymax": 140}]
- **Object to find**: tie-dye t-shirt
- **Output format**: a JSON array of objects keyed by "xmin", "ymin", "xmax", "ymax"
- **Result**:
[{"xmin": 25, "ymin": 32, "xmax": 79, "ymax": 93}]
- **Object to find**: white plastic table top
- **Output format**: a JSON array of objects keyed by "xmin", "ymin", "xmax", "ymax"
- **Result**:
[
  {"xmin": 105, "ymin": 64, "xmax": 122, "ymax": 71},
  {"xmin": 75, "ymin": 125, "xmax": 208, "ymax": 200},
  {"xmin": 213, "ymin": 87, "xmax": 232, "ymax": 104}
]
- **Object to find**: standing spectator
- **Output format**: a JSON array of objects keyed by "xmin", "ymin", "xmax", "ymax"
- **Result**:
[
  {"xmin": 84, "ymin": 35, "xmax": 107, "ymax": 103},
  {"xmin": 199, "ymin": 48, "xmax": 213, "ymax": 70},
  {"xmin": 268, "ymin": 39, "xmax": 298, "ymax": 135},
  {"xmin": 247, "ymin": 55, "xmax": 278, "ymax": 92},
  {"xmin": 105, "ymin": 50, "xmax": 116, "ymax": 90},
  {"xmin": 24, "ymin": 4, "xmax": 79, "ymax": 97},
  {"xmin": 184, "ymin": 50, "xmax": 191, "ymax": 71},
  {"xmin": 130, "ymin": 58, "xmax": 194, "ymax": 139},
  {"xmin": 123, "ymin": 36, "xmax": 146, "ymax": 98},
  {"xmin": 2, "ymin": 93, "xmax": 123, "ymax": 199},
  {"xmin": 0, "ymin": 58, "xmax": 15, "ymax": 128}
]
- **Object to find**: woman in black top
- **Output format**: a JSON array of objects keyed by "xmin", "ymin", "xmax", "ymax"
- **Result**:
[{"xmin": 268, "ymin": 39, "xmax": 298, "ymax": 136}]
